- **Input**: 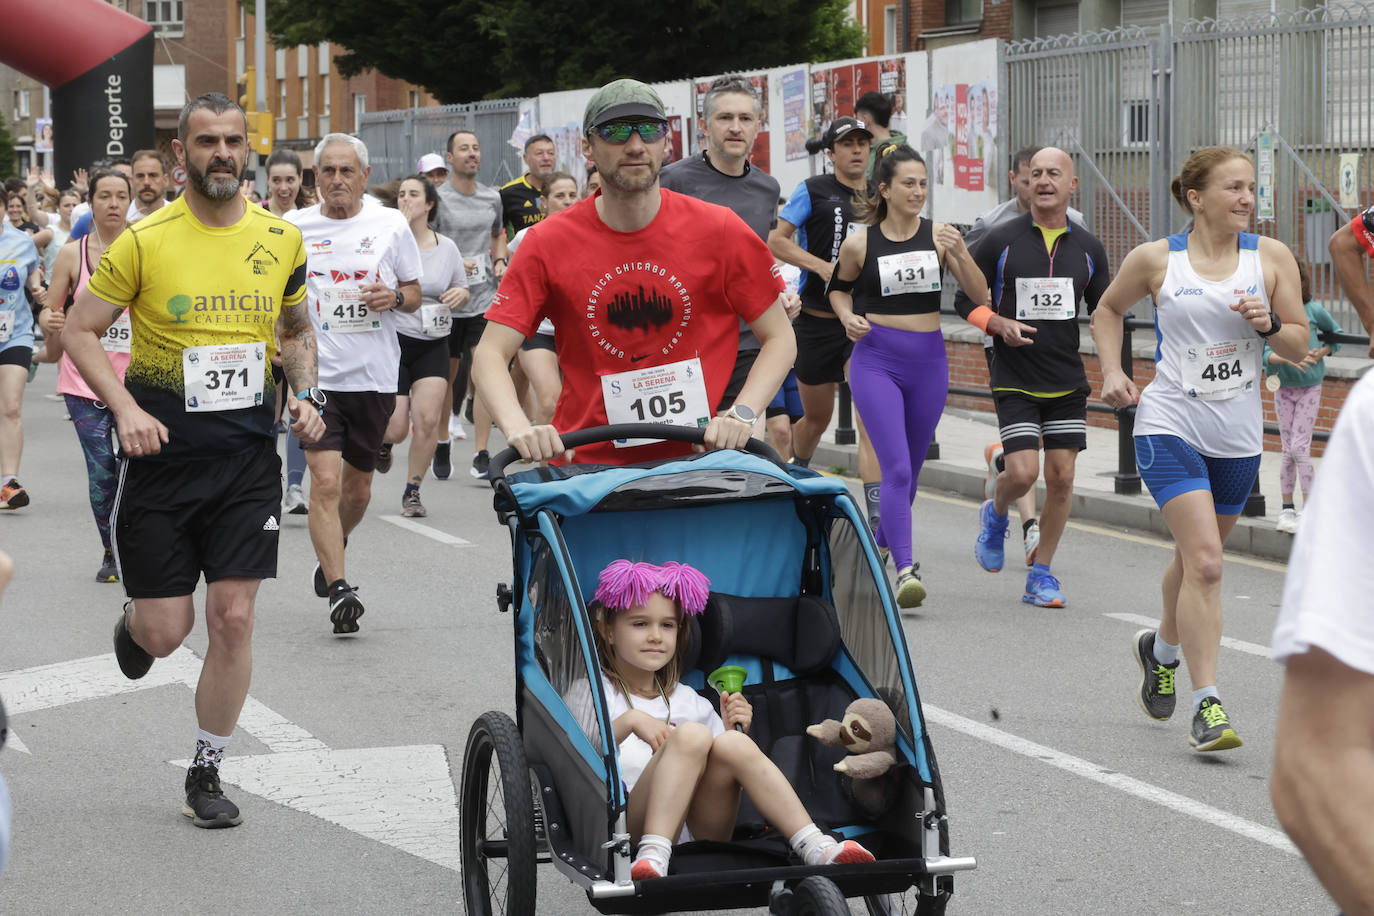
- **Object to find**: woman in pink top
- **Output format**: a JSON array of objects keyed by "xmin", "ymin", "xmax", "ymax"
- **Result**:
[{"xmin": 37, "ymin": 169, "xmax": 132, "ymax": 583}]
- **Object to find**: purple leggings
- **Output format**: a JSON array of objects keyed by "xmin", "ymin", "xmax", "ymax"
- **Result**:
[
  {"xmin": 847, "ymin": 324, "xmax": 948, "ymax": 570},
  {"xmin": 1275, "ymin": 382, "xmax": 1321, "ymax": 497}
]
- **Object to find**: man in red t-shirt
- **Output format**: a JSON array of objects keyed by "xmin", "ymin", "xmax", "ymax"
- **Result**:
[{"xmin": 473, "ymin": 78, "xmax": 795, "ymax": 465}]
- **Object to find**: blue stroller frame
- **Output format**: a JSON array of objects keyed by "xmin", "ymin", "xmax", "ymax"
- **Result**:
[{"xmin": 460, "ymin": 426, "xmax": 975, "ymax": 916}]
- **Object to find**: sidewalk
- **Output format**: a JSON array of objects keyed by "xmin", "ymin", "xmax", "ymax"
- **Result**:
[{"xmin": 812, "ymin": 401, "xmax": 1310, "ymax": 564}]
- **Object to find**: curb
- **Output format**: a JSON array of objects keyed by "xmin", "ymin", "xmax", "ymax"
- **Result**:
[{"xmin": 811, "ymin": 441, "xmax": 1294, "ymax": 564}]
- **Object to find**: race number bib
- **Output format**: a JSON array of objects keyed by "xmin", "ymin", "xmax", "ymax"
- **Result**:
[
  {"xmin": 465, "ymin": 253, "xmax": 491, "ymax": 285},
  {"xmin": 601, "ymin": 357, "xmax": 711, "ymax": 448},
  {"xmin": 420, "ymin": 303, "xmax": 452, "ymax": 339},
  {"xmin": 0, "ymin": 311, "xmax": 11, "ymax": 344},
  {"xmin": 1181, "ymin": 339, "xmax": 1257, "ymax": 401},
  {"xmin": 101, "ymin": 310, "xmax": 132, "ymax": 354},
  {"xmin": 319, "ymin": 286, "xmax": 381, "ymax": 333},
  {"xmin": 1015, "ymin": 277, "xmax": 1076, "ymax": 320},
  {"xmin": 878, "ymin": 250, "xmax": 941, "ymax": 295},
  {"xmin": 182, "ymin": 342, "xmax": 265, "ymax": 412}
]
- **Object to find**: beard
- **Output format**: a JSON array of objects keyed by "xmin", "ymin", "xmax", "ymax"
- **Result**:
[
  {"xmin": 603, "ymin": 159, "xmax": 661, "ymax": 193},
  {"xmin": 187, "ymin": 156, "xmax": 241, "ymax": 202}
]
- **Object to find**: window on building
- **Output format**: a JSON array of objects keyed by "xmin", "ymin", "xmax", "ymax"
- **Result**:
[
  {"xmin": 353, "ymin": 93, "xmax": 367, "ymax": 129},
  {"xmin": 301, "ymin": 77, "xmax": 310, "ymax": 115},
  {"xmin": 409, "ymin": 90, "xmax": 420, "ymax": 109},
  {"xmin": 946, "ymin": 0, "xmax": 982, "ymax": 25},
  {"xmin": 1122, "ymin": 100, "xmax": 1151, "ymax": 146},
  {"xmin": 322, "ymin": 74, "xmax": 331, "ymax": 115},
  {"xmin": 13, "ymin": 89, "xmax": 29, "ymax": 120},
  {"xmin": 884, "ymin": 5, "xmax": 898, "ymax": 52},
  {"xmin": 279, "ymin": 79, "xmax": 287, "ymax": 118},
  {"xmin": 144, "ymin": 0, "xmax": 184, "ymax": 37}
]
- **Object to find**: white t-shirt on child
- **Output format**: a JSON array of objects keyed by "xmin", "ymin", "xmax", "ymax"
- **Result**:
[{"xmin": 567, "ymin": 673, "xmax": 724, "ymax": 794}]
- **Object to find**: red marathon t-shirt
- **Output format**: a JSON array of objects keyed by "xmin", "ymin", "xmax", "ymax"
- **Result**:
[{"xmin": 487, "ymin": 189, "xmax": 783, "ymax": 465}]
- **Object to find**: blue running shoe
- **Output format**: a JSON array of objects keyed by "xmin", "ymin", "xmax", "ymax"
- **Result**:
[
  {"xmin": 974, "ymin": 499, "xmax": 1009, "ymax": 572},
  {"xmin": 1022, "ymin": 570, "xmax": 1066, "ymax": 607}
]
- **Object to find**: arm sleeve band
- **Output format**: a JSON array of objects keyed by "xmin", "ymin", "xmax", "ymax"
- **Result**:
[
  {"xmin": 826, "ymin": 273, "xmax": 856, "ymax": 296},
  {"xmin": 966, "ymin": 305, "xmax": 995, "ymax": 334}
]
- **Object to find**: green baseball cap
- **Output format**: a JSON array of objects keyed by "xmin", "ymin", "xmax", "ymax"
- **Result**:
[{"xmin": 583, "ymin": 79, "xmax": 667, "ymax": 134}]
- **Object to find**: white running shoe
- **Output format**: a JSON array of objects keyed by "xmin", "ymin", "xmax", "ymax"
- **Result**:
[
  {"xmin": 983, "ymin": 443, "xmax": 1003, "ymax": 501},
  {"xmin": 1023, "ymin": 520, "xmax": 1040, "ymax": 566},
  {"xmin": 449, "ymin": 414, "xmax": 467, "ymax": 441},
  {"xmin": 283, "ymin": 484, "xmax": 308, "ymax": 515},
  {"xmin": 1276, "ymin": 508, "xmax": 1298, "ymax": 534}
]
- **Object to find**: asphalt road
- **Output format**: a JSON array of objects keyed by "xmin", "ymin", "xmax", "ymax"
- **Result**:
[{"xmin": 0, "ymin": 381, "xmax": 1326, "ymax": 914}]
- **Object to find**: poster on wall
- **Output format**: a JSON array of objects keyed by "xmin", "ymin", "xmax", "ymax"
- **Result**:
[
  {"xmin": 926, "ymin": 41, "xmax": 1000, "ymax": 223},
  {"xmin": 809, "ymin": 56, "xmax": 907, "ymax": 145},
  {"xmin": 692, "ymin": 73, "xmax": 770, "ymax": 171},
  {"xmin": 782, "ymin": 69, "xmax": 808, "ymax": 162},
  {"xmin": 35, "ymin": 117, "xmax": 53, "ymax": 153}
]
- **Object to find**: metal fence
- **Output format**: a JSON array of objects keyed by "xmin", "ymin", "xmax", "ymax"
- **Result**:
[
  {"xmin": 1002, "ymin": 5, "xmax": 1374, "ymax": 331},
  {"xmin": 356, "ymin": 99, "xmax": 527, "ymax": 189}
]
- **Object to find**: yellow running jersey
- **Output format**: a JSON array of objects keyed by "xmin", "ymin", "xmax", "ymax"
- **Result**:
[{"xmin": 86, "ymin": 195, "xmax": 307, "ymax": 460}]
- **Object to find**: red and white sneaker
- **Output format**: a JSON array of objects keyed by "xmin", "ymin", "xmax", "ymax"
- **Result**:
[
  {"xmin": 818, "ymin": 839, "xmax": 875, "ymax": 865},
  {"xmin": 0, "ymin": 479, "xmax": 29, "ymax": 510}
]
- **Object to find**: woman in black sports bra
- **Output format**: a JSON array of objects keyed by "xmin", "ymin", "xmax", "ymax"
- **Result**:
[{"xmin": 827, "ymin": 143, "xmax": 987, "ymax": 608}]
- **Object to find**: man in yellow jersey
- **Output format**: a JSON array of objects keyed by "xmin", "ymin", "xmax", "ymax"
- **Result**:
[{"xmin": 64, "ymin": 92, "xmax": 325, "ymax": 830}]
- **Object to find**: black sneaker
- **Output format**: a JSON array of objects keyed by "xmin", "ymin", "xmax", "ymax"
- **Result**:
[
  {"xmin": 313, "ymin": 562, "xmax": 328, "ymax": 598},
  {"xmin": 432, "ymin": 441, "xmax": 452, "ymax": 480},
  {"xmin": 470, "ymin": 450, "xmax": 490, "ymax": 480},
  {"xmin": 376, "ymin": 443, "xmax": 393, "ymax": 474},
  {"xmin": 1190, "ymin": 697, "xmax": 1243, "ymax": 752},
  {"xmin": 329, "ymin": 585, "xmax": 365, "ymax": 635},
  {"xmin": 96, "ymin": 549, "xmax": 119, "ymax": 583},
  {"xmin": 1132, "ymin": 629, "xmax": 1178, "ymax": 721},
  {"xmin": 112, "ymin": 603, "xmax": 153, "ymax": 680},
  {"xmin": 183, "ymin": 765, "xmax": 242, "ymax": 828},
  {"xmin": 464, "ymin": 396, "xmax": 474, "ymax": 424}
]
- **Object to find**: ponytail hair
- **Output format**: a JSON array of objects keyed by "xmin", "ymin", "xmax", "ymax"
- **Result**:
[{"xmin": 855, "ymin": 141, "xmax": 925, "ymax": 226}]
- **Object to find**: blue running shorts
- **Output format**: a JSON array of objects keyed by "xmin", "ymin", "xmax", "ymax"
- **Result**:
[{"xmin": 1135, "ymin": 434, "xmax": 1261, "ymax": 515}]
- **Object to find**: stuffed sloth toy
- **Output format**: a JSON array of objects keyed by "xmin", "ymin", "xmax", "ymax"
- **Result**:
[{"xmin": 806, "ymin": 698, "xmax": 898, "ymax": 779}]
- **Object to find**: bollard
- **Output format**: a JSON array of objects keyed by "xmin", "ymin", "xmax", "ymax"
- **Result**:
[
  {"xmin": 1243, "ymin": 476, "xmax": 1266, "ymax": 517},
  {"xmin": 836, "ymin": 382, "xmax": 856, "ymax": 446},
  {"xmin": 1114, "ymin": 405, "xmax": 1142, "ymax": 495}
]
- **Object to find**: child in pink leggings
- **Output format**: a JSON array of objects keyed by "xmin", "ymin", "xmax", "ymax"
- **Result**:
[{"xmin": 1264, "ymin": 259, "xmax": 1342, "ymax": 533}]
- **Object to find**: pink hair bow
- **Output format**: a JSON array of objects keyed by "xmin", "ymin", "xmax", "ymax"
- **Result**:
[{"xmin": 594, "ymin": 560, "xmax": 711, "ymax": 616}]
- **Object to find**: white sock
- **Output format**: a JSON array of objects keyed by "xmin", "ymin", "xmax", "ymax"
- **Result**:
[
  {"xmin": 789, "ymin": 823, "xmax": 836, "ymax": 865},
  {"xmin": 633, "ymin": 833, "xmax": 672, "ymax": 874},
  {"xmin": 1152, "ymin": 633, "xmax": 1180, "ymax": 666},
  {"xmin": 1192, "ymin": 686, "xmax": 1219, "ymax": 714},
  {"xmin": 0, "ymin": 476, "xmax": 13, "ymax": 488}
]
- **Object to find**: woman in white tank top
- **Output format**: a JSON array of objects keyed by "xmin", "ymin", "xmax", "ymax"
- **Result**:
[{"xmin": 1091, "ymin": 147, "xmax": 1309, "ymax": 753}]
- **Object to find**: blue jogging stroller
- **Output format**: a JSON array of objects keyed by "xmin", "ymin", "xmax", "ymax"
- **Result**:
[{"xmin": 460, "ymin": 425, "xmax": 975, "ymax": 915}]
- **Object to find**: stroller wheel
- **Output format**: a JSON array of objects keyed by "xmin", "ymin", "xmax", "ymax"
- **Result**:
[
  {"xmin": 790, "ymin": 875, "xmax": 849, "ymax": 916},
  {"xmin": 460, "ymin": 711, "xmax": 537, "ymax": 916},
  {"xmin": 864, "ymin": 886, "xmax": 951, "ymax": 915}
]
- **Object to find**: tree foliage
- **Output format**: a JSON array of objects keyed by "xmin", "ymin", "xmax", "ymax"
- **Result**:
[
  {"xmin": 0, "ymin": 118, "xmax": 17, "ymax": 179},
  {"xmin": 258, "ymin": 0, "xmax": 866, "ymax": 103}
]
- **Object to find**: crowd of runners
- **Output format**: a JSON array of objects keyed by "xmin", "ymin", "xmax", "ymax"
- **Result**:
[{"xmin": 1, "ymin": 76, "xmax": 1373, "ymax": 912}]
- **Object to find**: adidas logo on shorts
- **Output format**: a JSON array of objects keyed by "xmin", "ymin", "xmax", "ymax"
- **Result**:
[{"xmin": 262, "ymin": 515, "xmax": 279, "ymax": 531}]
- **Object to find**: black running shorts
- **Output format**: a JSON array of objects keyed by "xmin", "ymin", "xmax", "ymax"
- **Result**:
[
  {"xmin": 993, "ymin": 390, "xmax": 1088, "ymax": 454},
  {"xmin": 793, "ymin": 312, "xmax": 852, "ymax": 386},
  {"xmin": 306, "ymin": 390, "xmax": 396, "ymax": 471},
  {"xmin": 448, "ymin": 314, "xmax": 487, "ymax": 359},
  {"xmin": 397, "ymin": 333, "xmax": 450, "ymax": 394},
  {"xmin": 112, "ymin": 440, "xmax": 282, "ymax": 598}
]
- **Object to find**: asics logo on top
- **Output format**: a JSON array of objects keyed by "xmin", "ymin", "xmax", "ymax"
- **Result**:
[{"xmin": 1173, "ymin": 287, "xmax": 1204, "ymax": 297}]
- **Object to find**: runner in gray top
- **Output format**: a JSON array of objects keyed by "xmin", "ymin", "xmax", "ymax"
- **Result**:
[
  {"xmin": 660, "ymin": 75, "xmax": 799, "ymax": 415},
  {"xmin": 434, "ymin": 128, "xmax": 510, "ymax": 479}
]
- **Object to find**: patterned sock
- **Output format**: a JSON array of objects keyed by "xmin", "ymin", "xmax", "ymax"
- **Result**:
[
  {"xmin": 193, "ymin": 728, "xmax": 231, "ymax": 771},
  {"xmin": 404, "ymin": 483, "xmax": 419, "ymax": 497}
]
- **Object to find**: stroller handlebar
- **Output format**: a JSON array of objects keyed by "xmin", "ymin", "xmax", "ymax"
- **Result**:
[{"xmin": 488, "ymin": 424, "xmax": 787, "ymax": 486}]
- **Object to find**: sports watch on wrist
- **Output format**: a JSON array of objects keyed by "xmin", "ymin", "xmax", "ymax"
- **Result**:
[
  {"xmin": 1257, "ymin": 310, "xmax": 1282, "ymax": 338},
  {"xmin": 296, "ymin": 388, "xmax": 327, "ymax": 411},
  {"xmin": 393, "ymin": 288, "xmax": 404, "ymax": 310},
  {"xmin": 725, "ymin": 404, "xmax": 757, "ymax": 424}
]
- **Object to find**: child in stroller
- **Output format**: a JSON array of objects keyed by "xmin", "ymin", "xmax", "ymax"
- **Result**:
[{"xmin": 570, "ymin": 559, "xmax": 875, "ymax": 880}]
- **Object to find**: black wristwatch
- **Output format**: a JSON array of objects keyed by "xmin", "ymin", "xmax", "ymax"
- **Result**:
[
  {"xmin": 1257, "ymin": 310, "xmax": 1282, "ymax": 338},
  {"xmin": 393, "ymin": 288, "xmax": 404, "ymax": 310},
  {"xmin": 296, "ymin": 388, "xmax": 327, "ymax": 411}
]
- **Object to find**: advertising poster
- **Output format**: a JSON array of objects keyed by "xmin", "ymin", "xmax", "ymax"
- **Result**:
[
  {"xmin": 810, "ymin": 56, "xmax": 906, "ymax": 144},
  {"xmin": 782, "ymin": 69, "xmax": 808, "ymax": 162},
  {"xmin": 926, "ymin": 40, "xmax": 1000, "ymax": 222},
  {"xmin": 692, "ymin": 73, "xmax": 769, "ymax": 171},
  {"xmin": 35, "ymin": 117, "xmax": 53, "ymax": 153}
]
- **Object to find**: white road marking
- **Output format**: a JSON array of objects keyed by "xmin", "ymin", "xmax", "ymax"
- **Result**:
[
  {"xmin": 0, "ymin": 648, "xmax": 203, "ymax": 715},
  {"xmin": 5, "ymin": 731, "xmax": 29, "ymax": 754},
  {"xmin": 236, "ymin": 697, "xmax": 328, "ymax": 753},
  {"xmin": 174, "ymin": 744, "xmax": 461, "ymax": 871},
  {"xmin": 923, "ymin": 704, "xmax": 1297, "ymax": 856},
  {"xmin": 1104, "ymin": 612, "xmax": 1273, "ymax": 659},
  {"xmin": 379, "ymin": 515, "xmax": 473, "ymax": 546}
]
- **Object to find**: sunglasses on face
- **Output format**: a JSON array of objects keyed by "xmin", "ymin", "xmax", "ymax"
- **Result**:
[{"xmin": 592, "ymin": 120, "xmax": 671, "ymax": 143}]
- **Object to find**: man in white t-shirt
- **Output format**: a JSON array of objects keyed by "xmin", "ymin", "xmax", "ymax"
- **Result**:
[
  {"xmin": 1271, "ymin": 371, "xmax": 1374, "ymax": 912},
  {"xmin": 287, "ymin": 133, "xmax": 422, "ymax": 635}
]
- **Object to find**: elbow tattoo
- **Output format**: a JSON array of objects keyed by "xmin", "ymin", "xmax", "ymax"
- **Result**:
[{"xmin": 277, "ymin": 302, "xmax": 318, "ymax": 391}]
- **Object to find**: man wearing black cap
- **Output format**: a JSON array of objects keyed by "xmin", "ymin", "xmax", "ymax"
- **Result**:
[
  {"xmin": 473, "ymin": 78, "xmax": 796, "ymax": 466},
  {"xmin": 768, "ymin": 117, "xmax": 879, "ymax": 506}
]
